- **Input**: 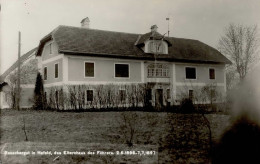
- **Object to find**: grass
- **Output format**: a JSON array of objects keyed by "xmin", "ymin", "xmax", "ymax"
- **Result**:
[{"xmin": 0, "ymin": 109, "xmax": 230, "ymax": 163}]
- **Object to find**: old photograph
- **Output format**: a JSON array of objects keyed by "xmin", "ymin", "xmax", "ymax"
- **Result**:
[{"xmin": 0, "ymin": 0, "xmax": 260, "ymax": 163}]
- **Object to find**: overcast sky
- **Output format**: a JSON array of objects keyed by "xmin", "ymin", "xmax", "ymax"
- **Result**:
[{"xmin": 0, "ymin": 0, "xmax": 260, "ymax": 74}]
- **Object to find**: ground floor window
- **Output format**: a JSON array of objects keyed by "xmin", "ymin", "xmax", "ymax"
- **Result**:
[
  {"xmin": 167, "ymin": 89, "xmax": 171, "ymax": 99},
  {"xmin": 147, "ymin": 89, "xmax": 152, "ymax": 100},
  {"xmin": 55, "ymin": 90, "xmax": 59, "ymax": 103},
  {"xmin": 86, "ymin": 90, "xmax": 93, "ymax": 102},
  {"xmin": 119, "ymin": 90, "xmax": 126, "ymax": 102},
  {"xmin": 189, "ymin": 90, "xmax": 194, "ymax": 100}
]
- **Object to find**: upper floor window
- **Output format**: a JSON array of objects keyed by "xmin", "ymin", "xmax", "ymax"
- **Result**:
[
  {"xmin": 147, "ymin": 40, "xmax": 167, "ymax": 54},
  {"xmin": 209, "ymin": 68, "xmax": 215, "ymax": 79},
  {"xmin": 55, "ymin": 63, "xmax": 59, "ymax": 78},
  {"xmin": 44, "ymin": 67, "xmax": 47, "ymax": 80},
  {"xmin": 85, "ymin": 62, "xmax": 94, "ymax": 77},
  {"xmin": 115, "ymin": 64, "xmax": 129, "ymax": 78},
  {"xmin": 186, "ymin": 67, "xmax": 196, "ymax": 79},
  {"xmin": 147, "ymin": 63, "xmax": 169, "ymax": 78},
  {"xmin": 49, "ymin": 43, "xmax": 52, "ymax": 54}
]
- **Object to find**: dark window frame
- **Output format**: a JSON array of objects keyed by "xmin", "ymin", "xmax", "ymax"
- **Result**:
[
  {"xmin": 185, "ymin": 67, "xmax": 196, "ymax": 79},
  {"xmin": 189, "ymin": 90, "xmax": 194, "ymax": 100},
  {"xmin": 54, "ymin": 63, "xmax": 59, "ymax": 78},
  {"xmin": 115, "ymin": 63, "xmax": 129, "ymax": 78},
  {"xmin": 119, "ymin": 90, "xmax": 126, "ymax": 102},
  {"xmin": 49, "ymin": 43, "xmax": 52, "ymax": 54},
  {"xmin": 209, "ymin": 68, "xmax": 215, "ymax": 79},
  {"xmin": 44, "ymin": 67, "xmax": 47, "ymax": 80},
  {"xmin": 86, "ymin": 90, "xmax": 94, "ymax": 102},
  {"xmin": 84, "ymin": 62, "xmax": 95, "ymax": 77}
]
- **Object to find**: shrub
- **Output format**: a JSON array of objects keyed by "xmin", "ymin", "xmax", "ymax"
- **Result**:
[
  {"xmin": 33, "ymin": 72, "xmax": 45, "ymax": 110},
  {"xmin": 179, "ymin": 98, "xmax": 196, "ymax": 113}
]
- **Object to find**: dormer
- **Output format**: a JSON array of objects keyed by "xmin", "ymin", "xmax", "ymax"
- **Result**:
[
  {"xmin": 135, "ymin": 25, "xmax": 172, "ymax": 54},
  {"xmin": 144, "ymin": 40, "xmax": 168, "ymax": 54}
]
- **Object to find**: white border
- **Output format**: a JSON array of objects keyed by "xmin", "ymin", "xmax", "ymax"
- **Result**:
[
  {"xmin": 84, "ymin": 61, "xmax": 95, "ymax": 78},
  {"xmin": 114, "ymin": 63, "xmax": 130, "ymax": 79}
]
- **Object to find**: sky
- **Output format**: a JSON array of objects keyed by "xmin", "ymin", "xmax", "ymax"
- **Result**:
[{"xmin": 0, "ymin": 0, "xmax": 260, "ymax": 74}]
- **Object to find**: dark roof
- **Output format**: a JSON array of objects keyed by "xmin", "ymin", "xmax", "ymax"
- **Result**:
[
  {"xmin": 36, "ymin": 25, "xmax": 231, "ymax": 64},
  {"xmin": 0, "ymin": 48, "xmax": 37, "ymax": 80}
]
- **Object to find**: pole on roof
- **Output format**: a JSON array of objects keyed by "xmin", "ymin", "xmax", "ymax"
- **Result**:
[
  {"xmin": 166, "ymin": 17, "xmax": 170, "ymax": 37},
  {"xmin": 16, "ymin": 31, "xmax": 21, "ymax": 110}
]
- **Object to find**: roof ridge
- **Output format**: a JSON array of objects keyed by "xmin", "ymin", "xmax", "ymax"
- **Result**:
[
  {"xmin": 0, "ymin": 48, "xmax": 37, "ymax": 78},
  {"xmin": 58, "ymin": 25, "xmax": 141, "ymax": 35}
]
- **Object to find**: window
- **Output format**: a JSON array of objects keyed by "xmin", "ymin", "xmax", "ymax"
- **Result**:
[
  {"xmin": 148, "ymin": 40, "xmax": 165, "ymax": 53},
  {"xmin": 44, "ymin": 92, "xmax": 47, "ymax": 101},
  {"xmin": 55, "ymin": 63, "xmax": 58, "ymax": 78},
  {"xmin": 85, "ymin": 62, "xmax": 94, "ymax": 77},
  {"xmin": 209, "ymin": 68, "xmax": 215, "ymax": 79},
  {"xmin": 167, "ymin": 89, "xmax": 171, "ymax": 99},
  {"xmin": 115, "ymin": 64, "xmax": 129, "ymax": 78},
  {"xmin": 147, "ymin": 63, "xmax": 169, "ymax": 78},
  {"xmin": 119, "ymin": 90, "xmax": 126, "ymax": 102},
  {"xmin": 87, "ymin": 90, "xmax": 93, "ymax": 102},
  {"xmin": 44, "ymin": 67, "xmax": 47, "ymax": 80},
  {"xmin": 55, "ymin": 90, "xmax": 59, "ymax": 103},
  {"xmin": 210, "ymin": 89, "xmax": 216, "ymax": 101},
  {"xmin": 189, "ymin": 90, "xmax": 194, "ymax": 100},
  {"xmin": 186, "ymin": 67, "xmax": 196, "ymax": 79},
  {"xmin": 146, "ymin": 89, "xmax": 152, "ymax": 100},
  {"xmin": 49, "ymin": 43, "xmax": 52, "ymax": 54}
]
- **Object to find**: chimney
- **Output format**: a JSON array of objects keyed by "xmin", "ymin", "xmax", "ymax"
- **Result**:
[
  {"xmin": 151, "ymin": 25, "xmax": 158, "ymax": 33},
  {"xmin": 81, "ymin": 17, "xmax": 90, "ymax": 28}
]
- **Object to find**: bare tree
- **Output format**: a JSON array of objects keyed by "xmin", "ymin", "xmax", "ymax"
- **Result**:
[
  {"xmin": 218, "ymin": 24, "xmax": 259, "ymax": 81},
  {"xmin": 5, "ymin": 59, "xmax": 38, "ymax": 109}
]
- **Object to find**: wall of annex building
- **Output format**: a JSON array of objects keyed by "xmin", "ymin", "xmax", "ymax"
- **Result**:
[{"xmin": 1, "ymin": 87, "xmax": 34, "ymax": 109}]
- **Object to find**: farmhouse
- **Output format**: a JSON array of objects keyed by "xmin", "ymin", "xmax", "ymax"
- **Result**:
[{"xmin": 1, "ymin": 17, "xmax": 231, "ymax": 109}]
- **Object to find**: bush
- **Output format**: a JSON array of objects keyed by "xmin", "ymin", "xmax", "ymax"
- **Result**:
[
  {"xmin": 33, "ymin": 72, "xmax": 45, "ymax": 110},
  {"xmin": 179, "ymin": 98, "xmax": 196, "ymax": 113}
]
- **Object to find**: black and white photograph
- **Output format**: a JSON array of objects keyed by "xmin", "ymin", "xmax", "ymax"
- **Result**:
[{"xmin": 0, "ymin": 0, "xmax": 260, "ymax": 163}]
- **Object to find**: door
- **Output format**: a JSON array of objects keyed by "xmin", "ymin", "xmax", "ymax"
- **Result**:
[{"xmin": 155, "ymin": 89, "xmax": 163, "ymax": 108}]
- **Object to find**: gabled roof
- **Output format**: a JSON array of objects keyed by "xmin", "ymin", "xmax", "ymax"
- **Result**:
[
  {"xmin": 0, "ymin": 48, "xmax": 37, "ymax": 80},
  {"xmin": 36, "ymin": 25, "xmax": 231, "ymax": 64}
]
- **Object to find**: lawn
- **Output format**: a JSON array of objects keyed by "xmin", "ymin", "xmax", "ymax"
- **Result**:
[{"xmin": 0, "ymin": 109, "xmax": 230, "ymax": 163}]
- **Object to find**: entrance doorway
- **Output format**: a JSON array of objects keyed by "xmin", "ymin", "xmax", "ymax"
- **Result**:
[{"xmin": 155, "ymin": 89, "xmax": 163, "ymax": 108}]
